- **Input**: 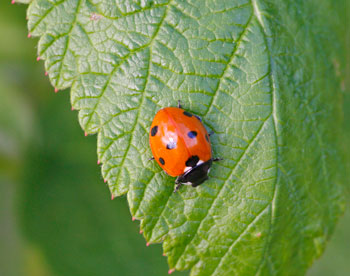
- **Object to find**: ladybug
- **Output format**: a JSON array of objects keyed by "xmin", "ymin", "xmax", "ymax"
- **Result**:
[{"xmin": 149, "ymin": 101, "xmax": 220, "ymax": 192}]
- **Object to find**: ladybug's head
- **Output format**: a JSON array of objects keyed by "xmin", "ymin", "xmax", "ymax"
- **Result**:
[{"xmin": 175, "ymin": 159, "xmax": 212, "ymax": 187}]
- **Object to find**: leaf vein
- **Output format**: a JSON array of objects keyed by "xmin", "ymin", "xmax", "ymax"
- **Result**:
[
  {"xmin": 173, "ymin": 115, "xmax": 269, "ymax": 268},
  {"xmin": 203, "ymin": 9, "xmax": 254, "ymax": 116},
  {"xmin": 112, "ymin": 1, "xmax": 172, "ymax": 189}
]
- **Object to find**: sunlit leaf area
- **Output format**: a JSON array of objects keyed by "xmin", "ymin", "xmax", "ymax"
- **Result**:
[{"xmin": 0, "ymin": 1, "xmax": 349, "ymax": 276}]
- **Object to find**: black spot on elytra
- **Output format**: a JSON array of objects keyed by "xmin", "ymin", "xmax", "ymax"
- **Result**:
[
  {"xmin": 151, "ymin": 125, "xmax": 158, "ymax": 136},
  {"xmin": 205, "ymin": 134, "xmax": 209, "ymax": 142},
  {"xmin": 188, "ymin": 131, "xmax": 197, "ymax": 139},
  {"xmin": 185, "ymin": 155, "xmax": 199, "ymax": 167},
  {"xmin": 159, "ymin": 157, "xmax": 165, "ymax": 165},
  {"xmin": 166, "ymin": 141, "xmax": 176, "ymax": 150},
  {"xmin": 183, "ymin": 111, "xmax": 193, "ymax": 117}
]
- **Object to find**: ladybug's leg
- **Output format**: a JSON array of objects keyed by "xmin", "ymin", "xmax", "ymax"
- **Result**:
[
  {"xmin": 208, "ymin": 130, "xmax": 214, "ymax": 136},
  {"xmin": 177, "ymin": 100, "xmax": 182, "ymax": 108},
  {"xmin": 174, "ymin": 183, "xmax": 182, "ymax": 193},
  {"xmin": 213, "ymin": 157, "xmax": 223, "ymax": 162},
  {"xmin": 194, "ymin": 115, "xmax": 202, "ymax": 122},
  {"xmin": 148, "ymin": 157, "xmax": 155, "ymax": 161},
  {"xmin": 174, "ymin": 179, "xmax": 182, "ymax": 192}
]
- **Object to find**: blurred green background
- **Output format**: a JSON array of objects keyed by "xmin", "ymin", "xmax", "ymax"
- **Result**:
[{"xmin": 0, "ymin": 2, "xmax": 349, "ymax": 276}]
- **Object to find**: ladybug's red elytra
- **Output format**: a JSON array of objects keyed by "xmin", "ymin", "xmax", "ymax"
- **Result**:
[{"xmin": 149, "ymin": 102, "xmax": 220, "ymax": 192}]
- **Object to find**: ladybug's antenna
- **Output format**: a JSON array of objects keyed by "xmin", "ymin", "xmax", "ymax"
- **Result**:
[{"xmin": 177, "ymin": 100, "xmax": 182, "ymax": 108}]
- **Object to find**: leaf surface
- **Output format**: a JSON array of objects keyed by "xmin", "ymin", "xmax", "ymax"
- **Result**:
[{"xmin": 25, "ymin": 0, "xmax": 346, "ymax": 275}]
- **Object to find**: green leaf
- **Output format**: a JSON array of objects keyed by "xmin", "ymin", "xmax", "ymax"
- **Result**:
[{"xmin": 24, "ymin": 0, "xmax": 346, "ymax": 275}]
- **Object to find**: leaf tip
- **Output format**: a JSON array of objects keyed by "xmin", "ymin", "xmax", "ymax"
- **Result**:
[
  {"xmin": 36, "ymin": 56, "xmax": 41, "ymax": 61},
  {"xmin": 103, "ymin": 179, "xmax": 107, "ymax": 183},
  {"xmin": 84, "ymin": 132, "xmax": 88, "ymax": 137},
  {"xmin": 132, "ymin": 217, "xmax": 136, "ymax": 221},
  {"xmin": 11, "ymin": 0, "xmax": 15, "ymax": 4},
  {"xmin": 162, "ymin": 253, "xmax": 166, "ymax": 256},
  {"xmin": 139, "ymin": 230, "xmax": 143, "ymax": 234},
  {"xmin": 256, "ymin": 232, "xmax": 262, "ymax": 238},
  {"xmin": 27, "ymin": 33, "xmax": 32, "ymax": 38},
  {"xmin": 71, "ymin": 106, "xmax": 74, "ymax": 111},
  {"xmin": 45, "ymin": 71, "xmax": 48, "ymax": 76},
  {"xmin": 111, "ymin": 194, "xmax": 115, "ymax": 200},
  {"xmin": 54, "ymin": 88, "xmax": 59, "ymax": 93},
  {"xmin": 146, "ymin": 242, "xmax": 150, "ymax": 247},
  {"xmin": 168, "ymin": 269, "xmax": 175, "ymax": 274},
  {"xmin": 97, "ymin": 160, "xmax": 100, "ymax": 165}
]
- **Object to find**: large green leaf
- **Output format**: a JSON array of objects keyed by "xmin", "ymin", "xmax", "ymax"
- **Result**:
[{"xmin": 24, "ymin": 0, "xmax": 346, "ymax": 275}]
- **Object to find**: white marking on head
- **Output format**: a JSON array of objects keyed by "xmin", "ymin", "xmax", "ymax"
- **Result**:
[
  {"xmin": 184, "ymin": 166, "xmax": 192, "ymax": 173},
  {"xmin": 197, "ymin": 160, "xmax": 204, "ymax": 166}
]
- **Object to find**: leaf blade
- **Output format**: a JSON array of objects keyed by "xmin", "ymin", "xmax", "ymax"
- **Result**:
[{"xmin": 25, "ymin": 0, "xmax": 346, "ymax": 275}]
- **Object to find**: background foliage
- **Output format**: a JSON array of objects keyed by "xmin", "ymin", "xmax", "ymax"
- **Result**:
[{"xmin": 0, "ymin": 1, "xmax": 349, "ymax": 276}]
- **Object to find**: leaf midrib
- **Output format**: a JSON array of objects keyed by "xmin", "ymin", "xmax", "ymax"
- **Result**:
[{"xmin": 249, "ymin": 1, "xmax": 279, "ymax": 275}]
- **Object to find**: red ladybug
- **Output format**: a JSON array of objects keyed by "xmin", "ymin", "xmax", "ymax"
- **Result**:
[{"xmin": 149, "ymin": 102, "xmax": 220, "ymax": 192}]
